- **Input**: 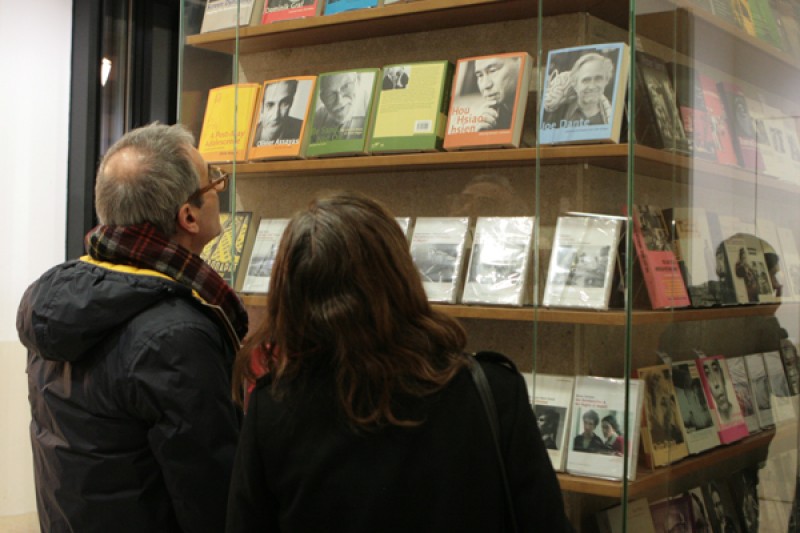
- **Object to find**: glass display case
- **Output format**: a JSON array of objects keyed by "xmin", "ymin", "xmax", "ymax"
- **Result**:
[{"xmin": 180, "ymin": 0, "xmax": 800, "ymax": 529}]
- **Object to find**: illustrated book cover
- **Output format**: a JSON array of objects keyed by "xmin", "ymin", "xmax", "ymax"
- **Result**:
[
  {"xmin": 369, "ymin": 60, "xmax": 453, "ymax": 153},
  {"xmin": 668, "ymin": 62, "xmax": 718, "ymax": 159},
  {"xmin": 630, "ymin": 204, "xmax": 691, "ymax": 309},
  {"xmin": 662, "ymin": 206, "xmax": 720, "ymax": 307},
  {"xmin": 744, "ymin": 352, "xmax": 775, "ymax": 428},
  {"xmin": 532, "ymin": 374, "xmax": 576, "ymax": 472},
  {"xmin": 726, "ymin": 355, "xmax": 762, "ymax": 433},
  {"xmin": 262, "ymin": 0, "xmax": 322, "ymax": 24},
  {"xmin": 695, "ymin": 355, "xmax": 749, "ymax": 444},
  {"xmin": 697, "ymin": 71, "xmax": 740, "ymax": 166},
  {"xmin": 247, "ymin": 75, "xmax": 316, "ymax": 161},
  {"xmin": 198, "ymin": 83, "xmax": 262, "ymax": 163},
  {"xmin": 200, "ymin": 212, "xmax": 259, "ymax": 288},
  {"xmin": 322, "ymin": 0, "xmax": 379, "ymax": 16},
  {"xmin": 201, "ymin": 0, "xmax": 265, "ymax": 33},
  {"xmin": 305, "ymin": 68, "xmax": 379, "ymax": 158},
  {"xmin": 240, "ymin": 218, "xmax": 290, "ymax": 294},
  {"xmin": 443, "ymin": 51, "xmax": 533, "ymax": 150},
  {"xmin": 542, "ymin": 213, "xmax": 623, "ymax": 310},
  {"xmin": 637, "ymin": 364, "xmax": 690, "ymax": 467},
  {"xmin": 565, "ymin": 375, "xmax": 643, "ymax": 481},
  {"xmin": 671, "ymin": 360, "xmax": 721, "ymax": 454},
  {"xmin": 461, "ymin": 216, "xmax": 534, "ymax": 306},
  {"xmin": 634, "ymin": 51, "xmax": 690, "ymax": 153},
  {"xmin": 408, "ymin": 217, "xmax": 471, "ymax": 304},
  {"xmin": 539, "ymin": 42, "xmax": 629, "ymax": 145}
]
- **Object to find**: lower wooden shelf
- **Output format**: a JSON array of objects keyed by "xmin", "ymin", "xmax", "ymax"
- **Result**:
[{"xmin": 557, "ymin": 429, "xmax": 775, "ymax": 499}]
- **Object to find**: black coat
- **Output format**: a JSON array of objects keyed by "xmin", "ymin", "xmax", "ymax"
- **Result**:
[
  {"xmin": 226, "ymin": 353, "xmax": 574, "ymax": 532},
  {"xmin": 17, "ymin": 258, "xmax": 241, "ymax": 533}
]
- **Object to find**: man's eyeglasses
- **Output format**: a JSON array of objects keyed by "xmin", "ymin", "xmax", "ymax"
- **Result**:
[{"xmin": 186, "ymin": 165, "xmax": 229, "ymax": 204}]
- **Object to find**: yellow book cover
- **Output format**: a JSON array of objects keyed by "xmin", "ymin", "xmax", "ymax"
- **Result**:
[
  {"xmin": 247, "ymin": 75, "xmax": 317, "ymax": 161},
  {"xmin": 200, "ymin": 212, "xmax": 259, "ymax": 288},
  {"xmin": 198, "ymin": 83, "xmax": 262, "ymax": 163}
]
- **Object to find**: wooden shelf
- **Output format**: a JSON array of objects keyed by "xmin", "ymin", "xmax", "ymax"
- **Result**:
[
  {"xmin": 240, "ymin": 294, "xmax": 783, "ymax": 325},
  {"xmin": 222, "ymin": 144, "xmax": 800, "ymax": 193},
  {"xmin": 558, "ymin": 429, "xmax": 775, "ymax": 498},
  {"xmin": 186, "ymin": 0, "xmax": 627, "ymax": 55}
]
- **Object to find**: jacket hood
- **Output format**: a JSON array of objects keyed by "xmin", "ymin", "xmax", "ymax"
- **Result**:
[{"xmin": 17, "ymin": 258, "xmax": 191, "ymax": 363}]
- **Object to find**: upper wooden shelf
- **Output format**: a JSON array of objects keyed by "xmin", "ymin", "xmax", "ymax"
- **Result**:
[
  {"xmin": 558, "ymin": 429, "xmax": 774, "ymax": 498},
  {"xmin": 223, "ymin": 144, "xmax": 800, "ymax": 194},
  {"xmin": 185, "ymin": 0, "xmax": 626, "ymax": 54},
  {"xmin": 240, "ymin": 294, "xmax": 784, "ymax": 325}
]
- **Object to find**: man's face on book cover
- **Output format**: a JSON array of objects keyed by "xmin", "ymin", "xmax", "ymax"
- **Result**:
[
  {"xmin": 474, "ymin": 57, "xmax": 519, "ymax": 108},
  {"xmin": 320, "ymin": 73, "xmax": 358, "ymax": 123}
]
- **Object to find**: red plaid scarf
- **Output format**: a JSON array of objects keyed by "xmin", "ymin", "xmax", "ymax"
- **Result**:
[{"xmin": 86, "ymin": 222, "xmax": 249, "ymax": 346}]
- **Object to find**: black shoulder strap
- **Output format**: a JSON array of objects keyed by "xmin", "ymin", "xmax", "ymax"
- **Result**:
[{"xmin": 468, "ymin": 356, "xmax": 519, "ymax": 533}]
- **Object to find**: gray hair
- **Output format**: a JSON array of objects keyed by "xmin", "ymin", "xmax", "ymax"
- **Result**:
[
  {"xmin": 569, "ymin": 52, "xmax": 614, "ymax": 87},
  {"xmin": 94, "ymin": 122, "xmax": 200, "ymax": 237}
]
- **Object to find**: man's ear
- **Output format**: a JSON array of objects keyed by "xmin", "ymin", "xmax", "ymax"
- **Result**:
[{"xmin": 176, "ymin": 203, "xmax": 200, "ymax": 235}]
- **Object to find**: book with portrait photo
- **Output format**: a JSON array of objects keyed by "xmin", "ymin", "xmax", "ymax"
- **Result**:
[
  {"xmin": 262, "ymin": 0, "xmax": 322, "ymax": 24},
  {"xmin": 198, "ymin": 83, "xmax": 263, "ymax": 163},
  {"xmin": 695, "ymin": 355, "xmax": 749, "ymax": 444},
  {"xmin": 565, "ymin": 376, "xmax": 643, "ymax": 481},
  {"xmin": 305, "ymin": 68, "xmax": 379, "ymax": 158},
  {"xmin": 701, "ymin": 478, "xmax": 743, "ymax": 533},
  {"xmin": 247, "ymin": 75, "xmax": 316, "ymax": 161},
  {"xmin": 755, "ymin": 216, "xmax": 795, "ymax": 301},
  {"xmin": 443, "ymin": 51, "xmax": 533, "ymax": 150},
  {"xmin": 634, "ymin": 51, "xmax": 690, "ymax": 154},
  {"xmin": 727, "ymin": 467, "xmax": 761, "ymax": 533},
  {"xmin": 670, "ymin": 360, "xmax": 721, "ymax": 454},
  {"xmin": 369, "ymin": 60, "xmax": 453, "ymax": 154},
  {"xmin": 744, "ymin": 352, "xmax": 775, "ymax": 428},
  {"xmin": 532, "ymin": 374, "xmax": 576, "ymax": 472},
  {"xmin": 461, "ymin": 216, "xmax": 535, "ymax": 306},
  {"xmin": 542, "ymin": 213, "xmax": 623, "ymax": 310},
  {"xmin": 630, "ymin": 204, "xmax": 691, "ymax": 309},
  {"xmin": 637, "ymin": 364, "xmax": 689, "ymax": 467},
  {"xmin": 539, "ymin": 42, "xmax": 629, "ymax": 145},
  {"xmin": 667, "ymin": 62, "xmax": 718, "ymax": 160},
  {"xmin": 721, "ymin": 232, "xmax": 778, "ymax": 304},
  {"xmin": 726, "ymin": 356, "xmax": 762, "ymax": 433},
  {"xmin": 201, "ymin": 212, "xmax": 260, "ymax": 288},
  {"xmin": 200, "ymin": 0, "xmax": 265, "ymax": 33},
  {"xmin": 409, "ymin": 217, "xmax": 471, "ymax": 304},
  {"xmin": 322, "ymin": 0, "xmax": 379, "ymax": 16},
  {"xmin": 240, "ymin": 218, "xmax": 290, "ymax": 294}
]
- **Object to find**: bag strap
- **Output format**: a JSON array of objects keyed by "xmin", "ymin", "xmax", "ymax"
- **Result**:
[{"xmin": 468, "ymin": 356, "xmax": 519, "ymax": 533}]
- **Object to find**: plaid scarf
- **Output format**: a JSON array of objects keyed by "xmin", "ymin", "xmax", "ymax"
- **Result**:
[{"xmin": 86, "ymin": 222, "xmax": 248, "ymax": 346}]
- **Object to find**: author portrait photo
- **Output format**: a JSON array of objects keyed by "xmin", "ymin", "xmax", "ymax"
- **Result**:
[
  {"xmin": 450, "ymin": 54, "xmax": 523, "ymax": 133},
  {"xmin": 253, "ymin": 79, "xmax": 305, "ymax": 147},
  {"xmin": 311, "ymin": 71, "xmax": 374, "ymax": 142}
]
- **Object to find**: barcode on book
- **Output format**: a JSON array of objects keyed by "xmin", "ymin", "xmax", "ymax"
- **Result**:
[{"xmin": 414, "ymin": 120, "xmax": 433, "ymax": 133}]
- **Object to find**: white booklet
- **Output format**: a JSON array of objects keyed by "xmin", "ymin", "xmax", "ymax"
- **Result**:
[
  {"xmin": 744, "ymin": 353, "xmax": 775, "ymax": 429},
  {"xmin": 409, "ymin": 217, "xmax": 471, "ymax": 303},
  {"xmin": 240, "ymin": 219, "xmax": 290, "ymax": 294},
  {"xmin": 566, "ymin": 376, "xmax": 643, "ymax": 481},
  {"xmin": 670, "ymin": 360, "xmax": 721, "ymax": 455},
  {"xmin": 543, "ymin": 214, "xmax": 623, "ymax": 309},
  {"xmin": 531, "ymin": 374, "xmax": 576, "ymax": 472},
  {"xmin": 461, "ymin": 217, "xmax": 535, "ymax": 306}
]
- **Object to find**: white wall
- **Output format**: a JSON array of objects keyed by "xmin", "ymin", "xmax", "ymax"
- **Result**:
[{"xmin": 0, "ymin": 0, "xmax": 72, "ymax": 517}]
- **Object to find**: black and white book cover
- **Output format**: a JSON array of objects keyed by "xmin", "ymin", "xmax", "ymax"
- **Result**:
[
  {"xmin": 763, "ymin": 350, "xmax": 796, "ymax": 422},
  {"xmin": 670, "ymin": 360, "xmax": 721, "ymax": 454},
  {"xmin": 744, "ymin": 353, "xmax": 775, "ymax": 428},
  {"xmin": 241, "ymin": 218, "xmax": 290, "ymax": 294},
  {"xmin": 543, "ymin": 214, "xmax": 623, "ymax": 310},
  {"xmin": 727, "ymin": 356, "xmax": 762, "ymax": 434},
  {"xmin": 635, "ymin": 51, "xmax": 690, "ymax": 153},
  {"xmin": 461, "ymin": 216, "xmax": 534, "ymax": 306},
  {"xmin": 532, "ymin": 374, "xmax": 575, "ymax": 472},
  {"xmin": 409, "ymin": 217, "xmax": 471, "ymax": 304}
]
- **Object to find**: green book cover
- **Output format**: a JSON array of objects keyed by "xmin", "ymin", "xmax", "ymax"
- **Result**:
[
  {"xmin": 304, "ymin": 68, "xmax": 380, "ymax": 158},
  {"xmin": 368, "ymin": 60, "xmax": 453, "ymax": 153},
  {"xmin": 746, "ymin": 0, "xmax": 784, "ymax": 48}
]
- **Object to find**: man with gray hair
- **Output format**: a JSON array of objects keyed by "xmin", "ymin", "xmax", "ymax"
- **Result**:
[{"xmin": 17, "ymin": 123, "xmax": 248, "ymax": 532}]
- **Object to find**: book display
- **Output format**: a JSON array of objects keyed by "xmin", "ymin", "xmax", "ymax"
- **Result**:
[
  {"xmin": 248, "ymin": 76, "xmax": 316, "ymax": 160},
  {"xmin": 181, "ymin": 0, "xmax": 800, "ymax": 528}
]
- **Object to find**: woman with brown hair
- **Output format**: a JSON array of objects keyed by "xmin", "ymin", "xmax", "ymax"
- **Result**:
[{"xmin": 225, "ymin": 191, "xmax": 572, "ymax": 532}]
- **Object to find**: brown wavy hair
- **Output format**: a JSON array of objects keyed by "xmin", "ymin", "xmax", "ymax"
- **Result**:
[{"xmin": 233, "ymin": 191, "xmax": 468, "ymax": 427}]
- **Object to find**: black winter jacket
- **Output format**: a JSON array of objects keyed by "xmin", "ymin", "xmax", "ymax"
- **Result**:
[{"xmin": 17, "ymin": 258, "xmax": 242, "ymax": 533}]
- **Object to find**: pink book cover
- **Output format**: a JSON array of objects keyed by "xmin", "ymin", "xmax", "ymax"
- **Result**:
[
  {"xmin": 261, "ymin": 0, "xmax": 320, "ymax": 23},
  {"xmin": 631, "ymin": 205, "xmax": 690, "ymax": 309},
  {"xmin": 696, "ymin": 355, "xmax": 749, "ymax": 444},
  {"xmin": 697, "ymin": 73, "xmax": 738, "ymax": 167}
]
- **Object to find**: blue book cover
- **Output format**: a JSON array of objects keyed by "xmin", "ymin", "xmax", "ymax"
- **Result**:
[
  {"xmin": 323, "ymin": 0, "xmax": 378, "ymax": 15},
  {"xmin": 539, "ymin": 42, "xmax": 630, "ymax": 145}
]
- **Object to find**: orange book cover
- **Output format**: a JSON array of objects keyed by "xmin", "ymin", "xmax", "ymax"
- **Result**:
[
  {"xmin": 443, "ymin": 52, "xmax": 532, "ymax": 150},
  {"xmin": 247, "ymin": 76, "xmax": 316, "ymax": 161},
  {"xmin": 198, "ymin": 83, "xmax": 262, "ymax": 163}
]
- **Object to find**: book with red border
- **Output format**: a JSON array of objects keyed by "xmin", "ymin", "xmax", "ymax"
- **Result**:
[{"xmin": 695, "ymin": 355, "xmax": 749, "ymax": 444}]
